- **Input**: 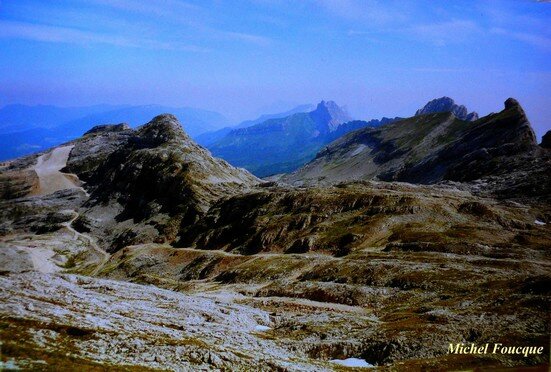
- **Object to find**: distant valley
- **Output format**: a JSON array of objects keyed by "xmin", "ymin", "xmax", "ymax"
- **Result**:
[{"xmin": 0, "ymin": 104, "xmax": 230, "ymax": 161}]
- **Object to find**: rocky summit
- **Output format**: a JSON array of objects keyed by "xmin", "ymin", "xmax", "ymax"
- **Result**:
[
  {"xmin": 67, "ymin": 114, "xmax": 258, "ymax": 253},
  {"xmin": 415, "ymin": 96, "xmax": 479, "ymax": 121},
  {"xmin": 541, "ymin": 129, "xmax": 551, "ymax": 149},
  {"xmin": 0, "ymin": 102, "xmax": 550, "ymax": 371},
  {"xmin": 284, "ymin": 98, "xmax": 549, "ymax": 200}
]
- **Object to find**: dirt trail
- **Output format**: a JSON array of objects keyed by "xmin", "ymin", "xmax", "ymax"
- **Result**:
[
  {"xmin": 8, "ymin": 145, "xmax": 106, "ymax": 273},
  {"xmin": 27, "ymin": 246, "xmax": 61, "ymax": 274},
  {"xmin": 32, "ymin": 145, "xmax": 81, "ymax": 196},
  {"xmin": 1, "ymin": 212, "xmax": 110, "ymax": 275},
  {"xmin": 62, "ymin": 212, "xmax": 110, "ymax": 275}
]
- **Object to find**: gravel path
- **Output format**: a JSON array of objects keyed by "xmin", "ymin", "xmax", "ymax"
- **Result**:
[{"xmin": 32, "ymin": 145, "xmax": 80, "ymax": 196}]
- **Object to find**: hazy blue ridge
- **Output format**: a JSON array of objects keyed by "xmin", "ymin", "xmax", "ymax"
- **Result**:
[
  {"xmin": 207, "ymin": 101, "xmax": 398, "ymax": 177},
  {"xmin": 0, "ymin": 104, "xmax": 230, "ymax": 161},
  {"xmin": 195, "ymin": 104, "xmax": 315, "ymax": 147}
]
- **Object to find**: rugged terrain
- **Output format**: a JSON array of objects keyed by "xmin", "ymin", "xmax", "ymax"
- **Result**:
[
  {"xmin": 208, "ymin": 101, "xmax": 400, "ymax": 177},
  {"xmin": 0, "ymin": 104, "xmax": 230, "ymax": 162},
  {"xmin": 195, "ymin": 104, "xmax": 316, "ymax": 147},
  {"xmin": 415, "ymin": 96, "xmax": 479, "ymax": 121},
  {"xmin": 283, "ymin": 98, "xmax": 549, "ymax": 196},
  {"xmin": 1, "ymin": 101, "xmax": 550, "ymax": 370}
]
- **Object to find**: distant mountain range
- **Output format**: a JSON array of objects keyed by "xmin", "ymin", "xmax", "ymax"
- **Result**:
[
  {"xmin": 0, "ymin": 104, "xmax": 120, "ymax": 133},
  {"xmin": 207, "ymin": 101, "xmax": 400, "ymax": 177},
  {"xmin": 0, "ymin": 97, "xmax": 482, "ymax": 172},
  {"xmin": 0, "ymin": 104, "xmax": 230, "ymax": 161},
  {"xmin": 195, "ymin": 104, "xmax": 315, "ymax": 147}
]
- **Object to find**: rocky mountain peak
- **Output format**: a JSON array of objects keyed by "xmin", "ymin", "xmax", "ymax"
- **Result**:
[
  {"xmin": 84, "ymin": 123, "xmax": 130, "ymax": 135},
  {"xmin": 285, "ymin": 97, "xmax": 546, "ymax": 188},
  {"xmin": 310, "ymin": 100, "xmax": 352, "ymax": 132},
  {"xmin": 498, "ymin": 98, "xmax": 537, "ymax": 147},
  {"xmin": 315, "ymin": 100, "xmax": 339, "ymax": 112},
  {"xmin": 504, "ymin": 97, "xmax": 521, "ymax": 110},
  {"xmin": 57, "ymin": 113, "xmax": 260, "ymax": 252},
  {"xmin": 135, "ymin": 114, "xmax": 189, "ymax": 146},
  {"xmin": 541, "ymin": 130, "xmax": 551, "ymax": 149},
  {"xmin": 416, "ymin": 96, "xmax": 478, "ymax": 121}
]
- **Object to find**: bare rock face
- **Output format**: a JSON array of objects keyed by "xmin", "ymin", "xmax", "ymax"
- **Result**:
[
  {"xmin": 396, "ymin": 97, "xmax": 539, "ymax": 185},
  {"xmin": 541, "ymin": 130, "xmax": 551, "ymax": 149},
  {"xmin": 0, "ymin": 271, "xmax": 327, "ymax": 371},
  {"xmin": 0, "ymin": 169, "xmax": 39, "ymax": 199},
  {"xmin": 465, "ymin": 111, "xmax": 479, "ymax": 121},
  {"xmin": 65, "ymin": 124, "xmax": 135, "ymax": 181},
  {"xmin": 285, "ymin": 98, "xmax": 548, "ymax": 203},
  {"xmin": 438, "ymin": 97, "xmax": 539, "ymax": 181},
  {"xmin": 83, "ymin": 123, "xmax": 130, "ymax": 135},
  {"xmin": 415, "ymin": 96, "xmax": 478, "ymax": 121},
  {"xmin": 309, "ymin": 100, "xmax": 352, "ymax": 133},
  {"xmin": 71, "ymin": 114, "xmax": 259, "ymax": 252}
]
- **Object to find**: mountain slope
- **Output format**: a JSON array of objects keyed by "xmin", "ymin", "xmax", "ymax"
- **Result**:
[
  {"xmin": 207, "ymin": 101, "xmax": 352, "ymax": 176},
  {"xmin": 208, "ymin": 101, "xmax": 398, "ymax": 177},
  {"xmin": 284, "ymin": 98, "xmax": 548, "ymax": 194},
  {"xmin": 65, "ymin": 114, "xmax": 258, "ymax": 252},
  {"xmin": 235, "ymin": 104, "xmax": 316, "ymax": 129},
  {"xmin": 1, "ymin": 104, "xmax": 550, "ymax": 371},
  {"xmin": 194, "ymin": 104, "xmax": 315, "ymax": 147}
]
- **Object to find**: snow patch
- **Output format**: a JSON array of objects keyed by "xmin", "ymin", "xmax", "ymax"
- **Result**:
[
  {"xmin": 535, "ymin": 220, "xmax": 546, "ymax": 226},
  {"xmin": 350, "ymin": 144, "xmax": 367, "ymax": 157},
  {"xmin": 330, "ymin": 358, "xmax": 373, "ymax": 368},
  {"xmin": 0, "ymin": 359, "xmax": 21, "ymax": 370},
  {"xmin": 254, "ymin": 325, "xmax": 271, "ymax": 332}
]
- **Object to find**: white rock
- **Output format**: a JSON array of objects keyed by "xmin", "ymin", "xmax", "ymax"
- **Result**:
[
  {"xmin": 330, "ymin": 357, "xmax": 373, "ymax": 368},
  {"xmin": 254, "ymin": 325, "xmax": 271, "ymax": 332}
]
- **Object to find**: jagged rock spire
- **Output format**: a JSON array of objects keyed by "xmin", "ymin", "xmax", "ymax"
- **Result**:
[{"xmin": 415, "ymin": 96, "xmax": 479, "ymax": 121}]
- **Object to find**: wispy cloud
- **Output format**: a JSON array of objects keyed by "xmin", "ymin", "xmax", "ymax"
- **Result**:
[
  {"xmin": 410, "ymin": 67, "xmax": 474, "ymax": 73},
  {"xmin": 346, "ymin": 30, "xmax": 382, "ymax": 44},
  {"xmin": 407, "ymin": 20, "xmax": 480, "ymax": 46},
  {"xmin": 481, "ymin": 4, "xmax": 549, "ymax": 31},
  {"xmin": 88, "ymin": 0, "xmax": 201, "ymax": 16},
  {"xmin": 314, "ymin": 0, "xmax": 407, "ymax": 24},
  {"xmin": 490, "ymin": 27, "xmax": 551, "ymax": 52},
  {"xmin": 0, "ymin": 20, "xmax": 210, "ymax": 52},
  {"xmin": 221, "ymin": 31, "xmax": 272, "ymax": 46},
  {"xmin": 0, "ymin": 0, "xmax": 274, "ymax": 49},
  {"xmin": 348, "ymin": 20, "xmax": 481, "ymax": 47},
  {"xmin": 80, "ymin": 0, "xmax": 273, "ymax": 47}
]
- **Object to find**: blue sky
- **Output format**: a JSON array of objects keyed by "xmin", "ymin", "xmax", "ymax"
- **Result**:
[{"xmin": 0, "ymin": 0, "xmax": 550, "ymax": 139}]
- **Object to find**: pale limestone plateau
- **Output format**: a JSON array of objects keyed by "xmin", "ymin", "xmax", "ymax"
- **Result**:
[{"xmin": 0, "ymin": 101, "xmax": 550, "ymax": 371}]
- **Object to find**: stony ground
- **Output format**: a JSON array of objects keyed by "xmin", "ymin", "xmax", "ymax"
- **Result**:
[
  {"xmin": 0, "ymin": 271, "xmax": 334, "ymax": 371},
  {"xmin": 2, "ymin": 181, "xmax": 549, "ymax": 370}
]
